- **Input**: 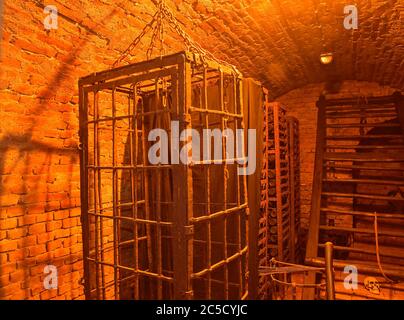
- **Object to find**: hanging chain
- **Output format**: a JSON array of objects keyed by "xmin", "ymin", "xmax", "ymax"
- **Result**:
[
  {"xmin": 158, "ymin": 0, "xmax": 165, "ymax": 58},
  {"xmin": 112, "ymin": 10, "xmax": 159, "ymax": 68},
  {"xmin": 112, "ymin": 0, "xmax": 239, "ymax": 74}
]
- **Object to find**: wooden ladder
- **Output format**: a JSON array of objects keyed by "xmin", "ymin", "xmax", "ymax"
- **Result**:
[{"xmin": 304, "ymin": 92, "xmax": 404, "ymax": 299}]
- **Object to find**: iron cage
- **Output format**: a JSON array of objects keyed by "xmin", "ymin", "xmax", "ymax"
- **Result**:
[{"xmin": 78, "ymin": 52, "xmax": 249, "ymax": 300}]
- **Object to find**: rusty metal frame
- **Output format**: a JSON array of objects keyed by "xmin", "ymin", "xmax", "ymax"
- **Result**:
[
  {"xmin": 79, "ymin": 51, "xmax": 249, "ymax": 300},
  {"xmin": 266, "ymin": 102, "xmax": 292, "ymax": 262},
  {"xmin": 287, "ymin": 116, "xmax": 302, "ymax": 263},
  {"xmin": 257, "ymin": 101, "xmax": 294, "ymax": 299},
  {"xmin": 257, "ymin": 89, "xmax": 270, "ymax": 299},
  {"xmin": 304, "ymin": 92, "xmax": 404, "ymax": 299}
]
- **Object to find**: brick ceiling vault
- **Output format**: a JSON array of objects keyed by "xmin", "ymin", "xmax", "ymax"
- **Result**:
[
  {"xmin": 140, "ymin": 0, "xmax": 403, "ymax": 98},
  {"xmin": 24, "ymin": 0, "xmax": 402, "ymax": 98}
]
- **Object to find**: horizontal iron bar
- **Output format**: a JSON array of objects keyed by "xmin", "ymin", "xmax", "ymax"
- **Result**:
[
  {"xmin": 322, "ymin": 191, "xmax": 404, "ymax": 201},
  {"xmin": 319, "ymin": 225, "xmax": 404, "ymax": 238},
  {"xmin": 318, "ymin": 243, "xmax": 404, "ymax": 259},
  {"xmin": 320, "ymin": 207, "xmax": 404, "ymax": 219},
  {"xmin": 317, "ymin": 92, "xmax": 403, "ymax": 107},
  {"xmin": 323, "ymin": 178, "xmax": 404, "ymax": 186},
  {"xmin": 306, "ymin": 257, "xmax": 404, "ymax": 278},
  {"xmin": 190, "ymin": 203, "xmax": 248, "ymax": 223}
]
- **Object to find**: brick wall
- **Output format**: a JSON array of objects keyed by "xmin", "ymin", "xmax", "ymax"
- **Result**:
[
  {"xmin": 0, "ymin": 0, "xmax": 402, "ymax": 300},
  {"xmin": 277, "ymin": 80, "xmax": 400, "ymax": 232},
  {"xmin": 0, "ymin": 0, "xmax": 173, "ymax": 300}
]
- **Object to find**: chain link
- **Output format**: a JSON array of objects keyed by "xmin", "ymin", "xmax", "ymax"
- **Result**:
[
  {"xmin": 112, "ymin": 11, "xmax": 159, "ymax": 68},
  {"xmin": 112, "ymin": 1, "xmax": 240, "ymax": 75}
]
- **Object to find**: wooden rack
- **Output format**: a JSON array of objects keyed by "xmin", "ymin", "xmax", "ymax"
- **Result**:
[
  {"xmin": 266, "ymin": 102, "xmax": 292, "ymax": 263},
  {"xmin": 287, "ymin": 116, "xmax": 302, "ymax": 263},
  {"xmin": 304, "ymin": 92, "xmax": 404, "ymax": 300}
]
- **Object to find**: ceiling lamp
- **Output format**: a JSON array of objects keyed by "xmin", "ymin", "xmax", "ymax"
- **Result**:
[{"xmin": 320, "ymin": 53, "xmax": 334, "ymax": 65}]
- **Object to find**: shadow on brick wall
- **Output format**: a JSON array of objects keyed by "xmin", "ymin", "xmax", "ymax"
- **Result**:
[{"xmin": 0, "ymin": 3, "xmax": 123, "ymax": 299}]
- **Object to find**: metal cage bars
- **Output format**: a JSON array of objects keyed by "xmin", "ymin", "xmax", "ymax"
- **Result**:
[{"xmin": 79, "ymin": 52, "xmax": 249, "ymax": 300}]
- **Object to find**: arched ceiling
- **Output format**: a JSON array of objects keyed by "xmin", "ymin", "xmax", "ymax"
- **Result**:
[{"xmin": 142, "ymin": 0, "xmax": 404, "ymax": 97}]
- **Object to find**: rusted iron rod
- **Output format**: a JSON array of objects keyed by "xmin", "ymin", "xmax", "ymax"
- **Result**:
[
  {"xmin": 190, "ymin": 203, "xmax": 248, "ymax": 223},
  {"xmin": 324, "ymin": 242, "xmax": 335, "ymax": 300},
  {"xmin": 317, "ymin": 92, "xmax": 402, "ymax": 107},
  {"xmin": 192, "ymin": 246, "xmax": 248, "ymax": 278}
]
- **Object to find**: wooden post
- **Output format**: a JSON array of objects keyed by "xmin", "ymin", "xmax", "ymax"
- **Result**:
[
  {"xmin": 245, "ymin": 79, "xmax": 265, "ymax": 300},
  {"xmin": 172, "ymin": 54, "xmax": 194, "ymax": 299},
  {"xmin": 394, "ymin": 92, "xmax": 404, "ymax": 136},
  {"xmin": 324, "ymin": 242, "xmax": 335, "ymax": 300},
  {"xmin": 303, "ymin": 95, "xmax": 327, "ymax": 299},
  {"xmin": 78, "ymin": 82, "xmax": 91, "ymax": 299}
]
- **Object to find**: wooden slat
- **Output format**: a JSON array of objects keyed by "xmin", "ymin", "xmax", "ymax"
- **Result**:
[
  {"xmin": 303, "ymin": 99, "xmax": 327, "ymax": 299},
  {"xmin": 320, "ymin": 207, "xmax": 404, "ymax": 219},
  {"xmin": 326, "ymin": 134, "xmax": 403, "ymax": 140},
  {"xmin": 322, "ymin": 191, "xmax": 404, "ymax": 202},
  {"xmin": 325, "ymin": 105, "xmax": 396, "ymax": 111},
  {"xmin": 326, "ymin": 113, "xmax": 397, "ymax": 119},
  {"xmin": 324, "ymin": 152, "xmax": 404, "ymax": 162},
  {"xmin": 325, "ymin": 163, "xmax": 404, "ymax": 171},
  {"xmin": 318, "ymin": 244, "xmax": 404, "ymax": 259},
  {"xmin": 326, "ymin": 108, "xmax": 396, "ymax": 116},
  {"xmin": 308, "ymin": 257, "xmax": 404, "ymax": 278},
  {"xmin": 319, "ymin": 225, "xmax": 404, "ymax": 238},
  {"xmin": 326, "ymin": 145, "xmax": 404, "ymax": 150},
  {"xmin": 397, "ymin": 94, "xmax": 404, "ymax": 137},
  {"xmin": 323, "ymin": 178, "xmax": 404, "ymax": 186},
  {"xmin": 326, "ymin": 123, "xmax": 400, "ymax": 128},
  {"xmin": 320, "ymin": 93, "xmax": 401, "ymax": 107}
]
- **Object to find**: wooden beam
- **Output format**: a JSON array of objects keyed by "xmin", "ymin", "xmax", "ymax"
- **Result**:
[{"xmin": 303, "ymin": 96, "xmax": 327, "ymax": 299}]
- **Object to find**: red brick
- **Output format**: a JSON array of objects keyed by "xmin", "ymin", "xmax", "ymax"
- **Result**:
[
  {"xmin": 7, "ymin": 227, "xmax": 28, "ymax": 239},
  {"xmin": 54, "ymin": 247, "xmax": 70, "ymax": 258},
  {"xmin": 19, "ymin": 235, "xmax": 37, "ymax": 247},
  {"xmin": 0, "ymin": 282, "xmax": 20, "ymax": 297},
  {"xmin": 7, "ymin": 249, "xmax": 26, "ymax": 262},
  {"xmin": 37, "ymin": 233, "xmax": 52, "ymax": 244},
  {"xmin": 0, "ymin": 240, "xmax": 18, "ymax": 253},
  {"xmin": 28, "ymin": 223, "xmax": 46, "ymax": 235},
  {"xmin": 0, "ymin": 218, "xmax": 18, "ymax": 230},
  {"xmin": 10, "ymin": 269, "xmax": 26, "ymax": 282},
  {"xmin": 54, "ymin": 211, "xmax": 69, "ymax": 220},
  {"xmin": 40, "ymin": 289, "xmax": 58, "ymax": 300},
  {"xmin": 18, "ymin": 215, "xmax": 36, "ymax": 227},
  {"xmin": 62, "ymin": 218, "xmax": 77, "ymax": 229},
  {"xmin": 46, "ymin": 239, "xmax": 63, "ymax": 251},
  {"xmin": 46, "ymin": 221, "xmax": 62, "ymax": 232},
  {"xmin": 28, "ymin": 244, "xmax": 46, "ymax": 257}
]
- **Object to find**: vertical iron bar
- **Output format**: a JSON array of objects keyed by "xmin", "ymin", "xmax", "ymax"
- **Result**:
[
  {"xmin": 95, "ymin": 91, "xmax": 106, "ymax": 299},
  {"xmin": 79, "ymin": 83, "xmax": 91, "ymax": 299},
  {"xmin": 112, "ymin": 87, "xmax": 120, "ymax": 299},
  {"xmin": 132, "ymin": 84, "xmax": 140, "ymax": 299},
  {"xmin": 325, "ymin": 242, "xmax": 335, "ymax": 300},
  {"xmin": 172, "ymin": 54, "xmax": 193, "ymax": 299},
  {"xmin": 238, "ymin": 78, "xmax": 249, "ymax": 299},
  {"xmin": 234, "ymin": 75, "xmax": 242, "ymax": 297},
  {"xmin": 93, "ymin": 91, "xmax": 100, "ymax": 300},
  {"xmin": 219, "ymin": 71, "xmax": 229, "ymax": 300},
  {"xmin": 288, "ymin": 118, "xmax": 296, "ymax": 262},
  {"xmin": 155, "ymin": 79, "xmax": 163, "ymax": 299},
  {"xmin": 273, "ymin": 104, "xmax": 283, "ymax": 262},
  {"xmin": 202, "ymin": 68, "xmax": 212, "ymax": 299},
  {"xmin": 140, "ymin": 95, "xmax": 153, "ymax": 298}
]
